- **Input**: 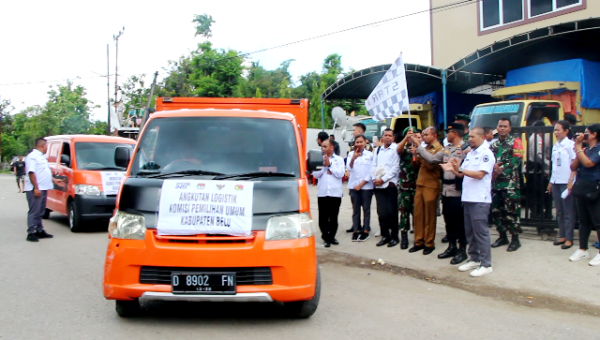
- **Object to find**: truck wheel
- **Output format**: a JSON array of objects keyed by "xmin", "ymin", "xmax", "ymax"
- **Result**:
[
  {"xmin": 283, "ymin": 266, "xmax": 321, "ymax": 318},
  {"xmin": 115, "ymin": 299, "xmax": 141, "ymax": 318},
  {"xmin": 68, "ymin": 201, "xmax": 82, "ymax": 232},
  {"xmin": 43, "ymin": 209, "xmax": 51, "ymax": 219}
]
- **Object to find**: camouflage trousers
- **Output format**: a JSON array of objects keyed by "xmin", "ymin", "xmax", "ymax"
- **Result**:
[
  {"xmin": 398, "ymin": 187, "xmax": 416, "ymax": 232},
  {"xmin": 491, "ymin": 189, "xmax": 523, "ymax": 235}
]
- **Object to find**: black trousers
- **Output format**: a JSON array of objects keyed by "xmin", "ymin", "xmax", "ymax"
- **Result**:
[
  {"xmin": 349, "ymin": 189, "xmax": 373, "ymax": 232},
  {"xmin": 575, "ymin": 196, "xmax": 600, "ymax": 250},
  {"xmin": 442, "ymin": 195, "xmax": 467, "ymax": 247},
  {"xmin": 374, "ymin": 184, "xmax": 399, "ymax": 241},
  {"xmin": 317, "ymin": 196, "xmax": 342, "ymax": 242}
]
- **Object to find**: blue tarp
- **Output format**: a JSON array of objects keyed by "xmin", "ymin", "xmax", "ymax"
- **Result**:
[
  {"xmin": 409, "ymin": 92, "xmax": 494, "ymax": 128},
  {"xmin": 505, "ymin": 59, "xmax": 600, "ymax": 109}
]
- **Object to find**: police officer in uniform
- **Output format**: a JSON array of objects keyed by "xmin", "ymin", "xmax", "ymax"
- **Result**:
[
  {"xmin": 490, "ymin": 118, "xmax": 524, "ymax": 252},
  {"xmin": 438, "ymin": 122, "xmax": 469, "ymax": 264},
  {"xmin": 442, "ymin": 127, "xmax": 496, "ymax": 277}
]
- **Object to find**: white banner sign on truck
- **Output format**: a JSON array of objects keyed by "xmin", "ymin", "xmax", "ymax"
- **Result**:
[
  {"xmin": 157, "ymin": 180, "xmax": 254, "ymax": 236},
  {"xmin": 100, "ymin": 171, "xmax": 126, "ymax": 196}
]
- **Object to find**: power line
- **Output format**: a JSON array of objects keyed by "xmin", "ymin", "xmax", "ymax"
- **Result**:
[{"xmin": 0, "ymin": 75, "xmax": 113, "ymax": 87}]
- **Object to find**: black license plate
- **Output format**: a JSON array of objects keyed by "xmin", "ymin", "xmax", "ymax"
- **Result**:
[{"xmin": 171, "ymin": 272, "xmax": 236, "ymax": 294}]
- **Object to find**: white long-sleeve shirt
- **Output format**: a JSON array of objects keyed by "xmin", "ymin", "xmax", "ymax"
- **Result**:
[
  {"xmin": 550, "ymin": 137, "xmax": 576, "ymax": 184},
  {"xmin": 312, "ymin": 153, "xmax": 345, "ymax": 197},
  {"xmin": 371, "ymin": 143, "xmax": 400, "ymax": 189},
  {"xmin": 347, "ymin": 150, "xmax": 374, "ymax": 190}
]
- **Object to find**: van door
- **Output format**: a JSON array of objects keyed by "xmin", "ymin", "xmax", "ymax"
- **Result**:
[
  {"xmin": 54, "ymin": 142, "xmax": 73, "ymax": 215},
  {"xmin": 46, "ymin": 141, "xmax": 62, "ymax": 211}
]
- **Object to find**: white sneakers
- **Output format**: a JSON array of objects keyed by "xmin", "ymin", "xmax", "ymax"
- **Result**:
[
  {"xmin": 458, "ymin": 261, "xmax": 480, "ymax": 272},
  {"xmin": 470, "ymin": 266, "xmax": 493, "ymax": 277},
  {"xmin": 374, "ymin": 231, "xmax": 381, "ymax": 237},
  {"xmin": 569, "ymin": 249, "xmax": 591, "ymax": 262},
  {"xmin": 589, "ymin": 254, "xmax": 600, "ymax": 267},
  {"xmin": 458, "ymin": 261, "xmax": 493, "ymax": 277}
]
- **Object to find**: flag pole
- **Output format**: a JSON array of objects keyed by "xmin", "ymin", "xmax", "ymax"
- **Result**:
[{"xmin": 401, "ymin": 53, "xmax": 417, "ymax": 162}]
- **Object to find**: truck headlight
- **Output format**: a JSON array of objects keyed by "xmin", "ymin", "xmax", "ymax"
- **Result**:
[
  {"xmin": 108, "ymin": 210, "xmax": 146, "ymax": 240},
  {"xmin": 75, "ymin": 184, "xmax": 101, "ymax": 196},
  {"xmin": 265, "ymin": 213, "xmax": 314, "ymax": 241}
]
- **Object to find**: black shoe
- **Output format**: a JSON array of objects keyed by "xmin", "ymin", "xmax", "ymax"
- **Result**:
[
  {"xmin": 423, "ymin": 247, "xmax": 436, "ymax": 255},
  {"xmin": 507, "ymin": 235, "xmax": 521, "ymax": 252},
  {"xmin": 441, "ymin": 235, "xmax": 449, "ymax": 243},
  {"xmin": 437, "ymin": 243, "xmax": 457, "ymax": 259},
  {"xmin": 323, "ymin": 242, "xmax": 331, "ymax": 248},
  {"xmin": 408, "ymin": 245, "xmax": 424, "ymax": 253},
  {"xmin": 330, "ymin": 238, "xmax": 339, "ymax": 245},
  {"xmin": 358, "ymin": 232, "xmax": 370, "ymax": 242},
  {"xmin": 400, "ymin": 231, "xmax": 408, "ymax": 249},
  {"xmin": 346, "ymin": 227, "xmax": 354, "ymax": 233},
  {"xmin": 36, "ymin": 230, "xmax": 54, "ymax": 239},
  {"xmin": 352, "ymin": 233, "xmax": 360, "ymax": 242},
  {"xmin": 553, "ymin": 240, "xmax": 566, "ymax": 246},
  {"xmin": 450, "ymin": 249, "xmax": 468, "ymax": 265},
  {"xmin": 26, "ymin": 233, "xmax": 39, "ymax": 242},
  {"xmin": 409, "ymin": 229, "xmax": 414, "ymax": 234},
  {"xmin": 387, "ymin": 239, "xmax": 399, "ymax": 248},
  {"xmin": 376, "ymin": 238, "xmax": 390, "ymax": 247},
  {"xmin": 561, "ymin": 242, "xmax": 573, "ymax": 250},
  {"xmin": 491, "ymin": 232, "xmax": 509, "ymax": 248}
]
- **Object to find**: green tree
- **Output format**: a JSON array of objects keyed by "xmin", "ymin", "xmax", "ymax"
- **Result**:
[
  {"xmin": 43, "ymin": 81, "xmax": 98, "ymax": 135},
  {"xmin": 121, "ymin": 74, "xmax": 154, "ymax": 124},
  {"xmin": 192, "ymin": 14, "xmax": 215, "ymax": 39}
]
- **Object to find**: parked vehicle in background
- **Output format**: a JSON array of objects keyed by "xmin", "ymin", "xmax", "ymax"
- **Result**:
[
  {"xmin": 44, "ymin": 135, "xmax": 136, "ymax": 232},
  {"xmin": 103, "ymin": 97, "xmax": 321, "ymax": 319}
]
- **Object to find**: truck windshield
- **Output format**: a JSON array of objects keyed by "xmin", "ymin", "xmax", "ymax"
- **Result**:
[
  {"xmin": 131, "ymin": 117, "xmax": 300, "ymax": 178},
  {"xmin": 75, "ymin": 142, "xmax": 133, "ymax": 170},
  {"xmin": 471, "ymin": 103, "xmax": 524, "ymax": 128}
]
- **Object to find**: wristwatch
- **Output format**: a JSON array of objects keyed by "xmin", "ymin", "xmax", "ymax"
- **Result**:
[{"xmin": 458, "ymin": 166, "xmax": 464, "ymax": 173}]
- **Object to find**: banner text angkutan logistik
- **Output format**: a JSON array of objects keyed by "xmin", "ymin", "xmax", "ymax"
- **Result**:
[{"xmin": 168, "ymin": 191, "xmax": 247, "ymax": 227}]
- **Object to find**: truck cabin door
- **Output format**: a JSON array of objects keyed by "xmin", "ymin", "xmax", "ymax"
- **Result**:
[{"xmin": 525, "ymin": 103, "xmax": 560, "ymax": 127}]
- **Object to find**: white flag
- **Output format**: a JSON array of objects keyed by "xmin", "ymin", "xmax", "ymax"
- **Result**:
[{"xmin": 366, "ymin": 53, "xmax": 410, "ymax": 122}]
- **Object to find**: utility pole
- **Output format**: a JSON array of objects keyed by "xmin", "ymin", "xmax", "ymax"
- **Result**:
[
  {"xmin": 113, "ymin": 27, "xmax": 125, "ymax": 128},
  {"xmin": 107, "ymin": 44, "xmax": 111, "ymax": 135}
]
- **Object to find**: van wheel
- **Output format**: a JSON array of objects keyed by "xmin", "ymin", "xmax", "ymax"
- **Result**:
[
  {"xmin": 68, "ymin": 202, "xmax": 82, "ymax": 232},
  {"xmin": 283, "ymin": 267, "xmax": 321, "ymax": 318},
  {"xmin": 115, "ymin": 299, "xmax": 141, "ymax": 318},
  {"xmin": 42, "ymin": 209, "xmax": 51, "ymax": 219}
]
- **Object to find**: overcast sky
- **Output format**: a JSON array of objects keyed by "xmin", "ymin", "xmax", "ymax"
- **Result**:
[{"xmin": 0, "ymin": 0, "xmax": 431, "ymax": 121}]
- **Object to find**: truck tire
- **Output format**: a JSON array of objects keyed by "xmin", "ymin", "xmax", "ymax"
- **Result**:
[
  {"xmin": 43, "ymin": 209, "xmax": 51, "ymax": 219},
  {"xmin": 115, "ymin": 299, "xmax": 141, "ymax": 318},
  {"xmin": 283, "ymin": 266, "xmax": 321, "ymax": 318},
  {"xmin": 68, "ymin": 201, "xmax": 83, "ymax": 232}
]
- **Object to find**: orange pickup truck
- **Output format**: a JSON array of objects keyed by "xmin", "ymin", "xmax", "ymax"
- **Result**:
[{"xmin": 103, "ymin": 97, "xmax": 323, "ymax": 318}]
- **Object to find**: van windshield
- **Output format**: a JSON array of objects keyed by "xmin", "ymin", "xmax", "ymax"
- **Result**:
[
  {"xmin": 471, "ymin": 103, "xmax": 524, "ymax": 128},
  {"xmin": 75, "ymin": 142, "xmax": 134, "ymax": 170},
  {"xmin": 131, "ymin": 117, "xmax": 300, "ymax": 178}
]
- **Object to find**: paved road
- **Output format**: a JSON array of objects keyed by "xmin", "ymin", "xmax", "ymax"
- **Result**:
[{"xmin": 0, "ymin": 174, "xmax": 598, "ymax": 339}]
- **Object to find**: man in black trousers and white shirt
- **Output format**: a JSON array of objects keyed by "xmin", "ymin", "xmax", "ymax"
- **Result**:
[
  {"xmin": 313, "ymin": 139, "xmax": 345, "ymax": 247},
  {"xmin": 371, "ymin": 129, "xmax": 400, "ymax": 248}
]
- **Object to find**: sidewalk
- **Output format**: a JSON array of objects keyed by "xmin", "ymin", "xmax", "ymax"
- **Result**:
[{"xmin": 310, "ymin": 183, "xmax": 600, "ymax": 310}]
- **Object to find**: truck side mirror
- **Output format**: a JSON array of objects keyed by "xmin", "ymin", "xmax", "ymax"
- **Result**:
[
  {"xmin": 115, "ymin": 146, "xmax": 131, "ymax": 168},
  {"xmin": 307, "ymin": 149, "xmax": 324, "ymax": 172},
  {"xmin": 60, "ymin": 154, "xmax": 70, "ymax": 167}
]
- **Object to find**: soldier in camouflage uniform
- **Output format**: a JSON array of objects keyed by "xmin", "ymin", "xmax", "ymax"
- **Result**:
[
  {"xmin": 396, "ymin": 127, "xmax": 420, "ymax": 249},
  {"xmin": 490, "ymin": 118, "xmax": 524, "ymax": 252}
]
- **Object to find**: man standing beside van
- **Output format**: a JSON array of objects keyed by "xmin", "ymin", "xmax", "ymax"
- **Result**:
[
  {"xmin": 313, "ymin": 139, "xmax": 345, "ymax": 247},
  {"xmin": 490, "ymin": 118, "xmax": 524, "ymax": 252},
  {"xmin": 24, "ymin": 138, "xmax": 65, "ymax": 242}
]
